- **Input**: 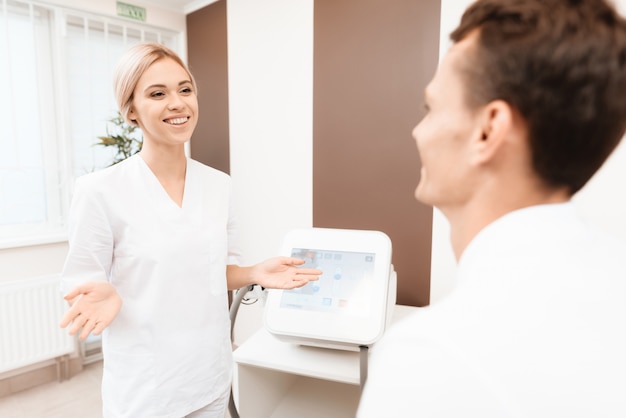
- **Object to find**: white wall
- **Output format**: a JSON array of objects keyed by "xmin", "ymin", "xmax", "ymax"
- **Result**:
[
  {"xmin": 227, "ymin": 0, "xmax": 314, "ymax": 265},
  {"xmin": 427, "ymin": 0, "xmax": 469, "ymax": 302},
  {"xmin": 42, "ymin": 0, "xmax": 186, "ymax": 32},
  {"xmin": 573, "ymin": 0, "xmax": 626, "ymax": 240},
  {"xmin": 227, "ymin": 0, "xmax": 314, "ymax": 344},
  {"xmin": 430, "ymin": 0, "xmax": 626, "ymax": 302}
]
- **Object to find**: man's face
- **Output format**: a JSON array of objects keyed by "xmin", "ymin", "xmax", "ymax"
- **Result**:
[{"xmin": 412, "ymin": 34, "xmax": 483, "ymax": 213}]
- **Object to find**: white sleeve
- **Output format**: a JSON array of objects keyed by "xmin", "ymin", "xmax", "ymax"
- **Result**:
[
  {"xmin": 60, "ymin": 176, "xmax": 114, "ymax": 295},
  {"xmin": 226, "ymin": 176, "xmax": 242, "ymax": 266}
]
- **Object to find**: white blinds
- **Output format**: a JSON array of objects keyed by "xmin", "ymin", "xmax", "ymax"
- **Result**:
[{"xmin": 0, "ymin": 0, "xmax": 53, "ymax": 227}]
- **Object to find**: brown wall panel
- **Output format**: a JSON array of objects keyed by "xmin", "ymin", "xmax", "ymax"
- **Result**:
[
  {"xmin": 313, "ymin": 0, "xmax": 440, "ymax": 306},
  {"xmin": 187, "ymin": 0, "xmax": 230, "ymax": 174}
]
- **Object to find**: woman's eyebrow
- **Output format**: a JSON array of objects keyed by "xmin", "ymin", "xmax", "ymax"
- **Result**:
[{"xmin": 144, "ymin": 80, "xmax": 192, "ymax": 91}]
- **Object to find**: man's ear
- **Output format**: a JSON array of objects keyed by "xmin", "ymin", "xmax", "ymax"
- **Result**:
[{"xmin": 470, "ymin": 100, "xmax": 515, "ymax": 166}]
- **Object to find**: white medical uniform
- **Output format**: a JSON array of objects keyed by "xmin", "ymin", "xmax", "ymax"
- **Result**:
[
  {"xmin": 61, "ymin": 154, "xmax": 240, "ymax": 418},
  {"xmin": 358, "ymin": 203, "xmax": 626, "ymax": 417}
]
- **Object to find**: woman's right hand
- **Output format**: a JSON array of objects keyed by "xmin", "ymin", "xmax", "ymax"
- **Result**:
[{"xmin": 60, "ymin": 281, "xmax": 123, "ymax": 340}]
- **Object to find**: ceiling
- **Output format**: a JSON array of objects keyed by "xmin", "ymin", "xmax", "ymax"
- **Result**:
[{"xmin": 141, "ymin": 0, "xmax": 218, "ymax": 14}]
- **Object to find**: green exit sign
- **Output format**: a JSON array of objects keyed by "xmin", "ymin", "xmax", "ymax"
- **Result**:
[{"xmin": 117, "ymin": 1, "xmax": 146, "ymax": 22}]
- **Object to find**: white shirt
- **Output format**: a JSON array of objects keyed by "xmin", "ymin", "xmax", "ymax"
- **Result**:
[
  {"xmin": 358, "ymin": 203, "xmax": 626, "ymax": 417},
  {"xmin": 61, "ymin": 155, "xmax": 241, "ymax": 418}
]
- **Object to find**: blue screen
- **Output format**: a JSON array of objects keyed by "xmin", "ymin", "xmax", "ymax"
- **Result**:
[{"xmin": 280, "ymin": 248, "xmax": 375, "ymax": 316}]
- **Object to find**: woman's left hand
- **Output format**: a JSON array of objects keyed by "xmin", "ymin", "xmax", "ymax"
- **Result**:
[{"xmin": 251, "ymin": 257, "xmax": 322, "ymax": 289}]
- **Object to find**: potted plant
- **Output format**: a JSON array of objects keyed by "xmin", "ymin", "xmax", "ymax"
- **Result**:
[{"xmin": 96, "ymin": 112, "xmax": 143, "ymax": 166}]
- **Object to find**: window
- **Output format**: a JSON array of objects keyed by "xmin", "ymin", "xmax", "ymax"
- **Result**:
[
  {"xmin": 0, "ymin": 1, "xmax": 58, "ymax": 244},
  {"xmin": 0, "ymin": 0, "xmax": 181, "ymax": 248}
]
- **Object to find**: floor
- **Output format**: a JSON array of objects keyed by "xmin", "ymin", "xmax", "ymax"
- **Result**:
[
  {"xmin": 0, "ymin": 361, "xmax": 234, "ymax": 418},
  {"xmin": 0, "ymin": 361, "xmax": 103, "ymax": 418}
]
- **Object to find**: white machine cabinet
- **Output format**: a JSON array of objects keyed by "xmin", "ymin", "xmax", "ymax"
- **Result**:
[{"xmin": 233, "ymin": 304, "xmax": 417, "ymax": 418}]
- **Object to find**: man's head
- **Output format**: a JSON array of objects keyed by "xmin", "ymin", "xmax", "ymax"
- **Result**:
[{"xmin": 450, "ymin": 0, "xmax": 626, "ymax": 195}]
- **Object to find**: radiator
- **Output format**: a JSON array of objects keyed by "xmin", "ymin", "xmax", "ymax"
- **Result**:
[{"xmin": 0, "ymin": 275, "xmax": 75, "ymax": 375}]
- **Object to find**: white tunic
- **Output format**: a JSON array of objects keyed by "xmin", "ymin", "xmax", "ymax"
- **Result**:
[
  {"xmin": 61, "ymin": 155, "xmax": 241, "ymax": 418},
  {"xmin": 358, "ymin": 203, "xmax": 626, "ymax": 417}
]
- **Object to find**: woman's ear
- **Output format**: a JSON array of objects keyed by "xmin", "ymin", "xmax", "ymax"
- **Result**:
[
  {"xmin": 470, "ymin": 100, "xmax": 515, "ymax": 166},
  {"xmin": 128, "ymin": 107, "xmax": 139, "ymax": 126}
]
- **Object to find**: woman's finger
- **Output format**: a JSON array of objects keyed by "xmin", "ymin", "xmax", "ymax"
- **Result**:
[
  {"xmin": 59, "ymin": 308, "xmax": 76, "ymax": 328},
  {"xmin": 68, "ymin": 312, "xmax": 89, "ymax": 336},
  {"xmin": 79, "ymin": 318, "xmax": 96, "ymax": 341},
  {"xmin": 63, "ymin": 284, "xmax": 89, "ymax": 301},
  {"xmin": 92, "ymin": 321, "xmax": 106, "ymax": 336},
  {"xmin": 287, "ymin": 257, "xmax": 306, "ymax": 266},
  {"xmin": 296, "ymin": 267, "xmax": 323, "ymax": 275}
]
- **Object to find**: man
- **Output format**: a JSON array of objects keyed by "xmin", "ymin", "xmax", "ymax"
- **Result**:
[{"xmin": 358, "ymin": 0, "xmax": 626, "ymax": 416}]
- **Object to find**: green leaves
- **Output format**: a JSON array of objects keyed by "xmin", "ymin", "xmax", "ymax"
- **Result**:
[{"xmin": 95, "ymin": 112, "xmax": 143, "ymax": 166}]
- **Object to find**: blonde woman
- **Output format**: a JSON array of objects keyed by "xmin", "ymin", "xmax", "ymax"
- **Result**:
[{"xmin": 60, "ymin": 43, "xmax": 320, "ymax": 418}]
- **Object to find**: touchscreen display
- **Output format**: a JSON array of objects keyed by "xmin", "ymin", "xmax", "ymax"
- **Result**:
[{"xmin": 279, "ymin": 248, "xmax": 375, "ymax": 317}]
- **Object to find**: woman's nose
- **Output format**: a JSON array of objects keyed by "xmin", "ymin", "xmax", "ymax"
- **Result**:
[{"xmin": 167, "ymin": 93, "xmax": 185, "ymax": 110}]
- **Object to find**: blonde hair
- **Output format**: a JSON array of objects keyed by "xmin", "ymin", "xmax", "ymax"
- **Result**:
[{"xmin": 113, "ymin": 43, "xmax": 198, "ymax": 126}]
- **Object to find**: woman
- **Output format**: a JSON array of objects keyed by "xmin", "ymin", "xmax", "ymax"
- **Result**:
[{"xmin": 59, "ymin": 43, "xmax": 320, "ymax": 418}]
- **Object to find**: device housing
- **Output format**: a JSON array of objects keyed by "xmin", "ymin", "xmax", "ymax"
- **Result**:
[{"xmin": 264, "ymin": 227, "xmax": 397, "ymax": 351}]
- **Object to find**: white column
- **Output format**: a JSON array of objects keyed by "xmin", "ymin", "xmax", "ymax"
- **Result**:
[{"xmin": 227, "ymin": 0, "xmax": 314, "ymax": 343}]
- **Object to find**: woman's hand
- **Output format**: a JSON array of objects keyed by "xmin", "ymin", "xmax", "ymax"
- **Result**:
[
  {"xmin": 251, "ymin": 256, "xmax": 322, "ymax": 290},
  {"xmin": 59, "ymin": 281, "xmax": 122, "ymax": 340}
]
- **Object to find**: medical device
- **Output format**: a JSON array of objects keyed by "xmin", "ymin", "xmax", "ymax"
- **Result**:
[
  {"xmin": 264, "ymin": 227, "xmax": 396, "ymax": 350},
  {"xmin": 228, "ymin": 227, "xmax": 397, "ymax": 418}
]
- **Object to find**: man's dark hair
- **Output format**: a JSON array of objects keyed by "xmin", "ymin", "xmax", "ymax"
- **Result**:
[{"xmin": 451, "ymin": 0, "xmax": 626, "ymax": 194}]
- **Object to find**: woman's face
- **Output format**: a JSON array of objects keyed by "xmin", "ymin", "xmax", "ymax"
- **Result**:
[{"xmin": 128, "ymin": 57, "xmax": 198, "ymax": 147}]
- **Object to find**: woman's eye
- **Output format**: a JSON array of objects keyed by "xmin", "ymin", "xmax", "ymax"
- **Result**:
[
  {"xmin": 151, "ymin": 91, "xmax": 165, "ymax": 98},
  {"xmin": 181, "ymin": 87, "xmax": 193, "ymax": 94}
]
